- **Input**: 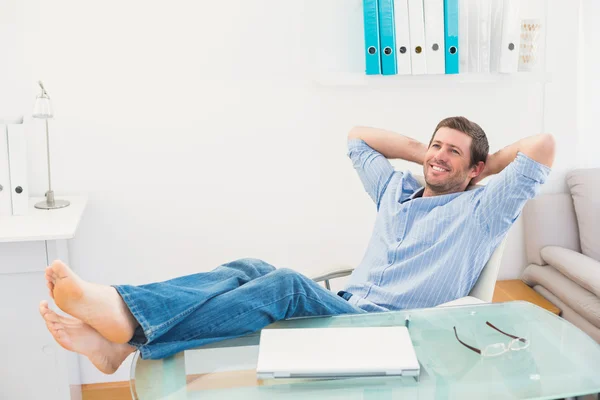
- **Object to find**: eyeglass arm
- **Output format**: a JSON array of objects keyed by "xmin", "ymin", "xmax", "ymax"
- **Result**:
[
  {"xmin": 453, "ymin": 326, "xmax": 482, "ymax": 355},
  {"xmin": 485, "ymin": 321, "xmax": 525, "ymax": 342}
]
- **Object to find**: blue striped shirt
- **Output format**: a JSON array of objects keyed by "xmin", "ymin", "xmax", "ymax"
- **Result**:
[{"xmin": 344, "ymin": 139, "xmax": 551, "ymax": 312}]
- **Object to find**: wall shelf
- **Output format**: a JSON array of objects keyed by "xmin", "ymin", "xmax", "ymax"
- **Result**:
[{"xmin": 312, "ymin": 71, "xmax": 552, "ymax": 87}]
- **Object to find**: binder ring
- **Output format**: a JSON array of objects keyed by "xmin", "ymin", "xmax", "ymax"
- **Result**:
[
  {"xmin": 368, "ymin": 46, "xmax": 377, "ymax": 55},
  {"xmin": 508, "ymin": 43, "xmax": 515, "ymax": 51},
  {"xmin": 383, "ymin": 46, "xmax": 393, "ymax": 56},
  {"xmin": 399, "ymin": 46, "xmax": 407, "ymax": 54},
  {"xmin": 449, "ymin": 46, "xmax": 457, "ymax": 55},
  {"xmin": 415, "ymin": 46, "xmax": 422, "ymax": 54},
  {"xmin": 432, "ymin": 43, "xmax": 439, "ymax": 51}
]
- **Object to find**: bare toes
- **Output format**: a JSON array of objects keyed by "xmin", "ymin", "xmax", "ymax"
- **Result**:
[
  {"xmin": 39, "ymin": 303, "xmax": 60, "ymax": 324},
  {"xmin": 46, "ymin": 321, "xmax": 58, "ymax": 333},
  {"xmin": 39, "ymin": 301, "xmax": 49, "ymax": 317},
  {"xmin": 45, "ymin": 267, "xmax": 55, "ymax": 283}
]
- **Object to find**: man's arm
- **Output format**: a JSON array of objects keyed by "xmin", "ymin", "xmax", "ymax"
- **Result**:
[
  {"xmin": 472, "ymin": 134, "xmax": 554, "ymax": 237},
  {"xmin": 472, "ymin": 134, "xmax": 555, "ymax": 185},
  {"xmin": 348, "ymin": 126, "xmax": 427, "ymax": 165}
]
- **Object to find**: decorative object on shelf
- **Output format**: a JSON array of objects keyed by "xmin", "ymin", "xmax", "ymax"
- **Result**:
[
  {"xmin": 32, "ymin": 81, "xmax": 70, "ymax": 210},
  {"xmin": 518, "ymin": 18, "xmax": 542, "ymax": 72}
]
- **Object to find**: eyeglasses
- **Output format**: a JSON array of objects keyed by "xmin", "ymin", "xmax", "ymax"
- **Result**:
[{"xmin": 454, "ymin": 321, "xmax": 530, "ymax": 357}]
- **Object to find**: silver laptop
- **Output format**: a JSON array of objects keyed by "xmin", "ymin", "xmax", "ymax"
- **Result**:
[{"xmin": 256, "ymin": 326, "xmax": 420, "ymax": 379}]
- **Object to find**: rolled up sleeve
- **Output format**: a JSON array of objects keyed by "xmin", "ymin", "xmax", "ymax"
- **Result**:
[
  {"xmin": 473, "ymin": 152, "xmax": 551, "ymax": 238},
  {"xmin": 347, "ymin": 139, "xmax": 396, "ymax": 209}
]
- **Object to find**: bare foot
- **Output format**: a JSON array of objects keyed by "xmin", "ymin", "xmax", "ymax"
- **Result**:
[
  {"xmin": 47, "ymin": 260, "xmax": 139, "ymax": 344},
  {"xmin": 45, "ymin": 266, "xmax": 55, "ymax": 299},
  {"xmin": 39, "ymin": 301, "xmax": 135, "ymax": 374}
]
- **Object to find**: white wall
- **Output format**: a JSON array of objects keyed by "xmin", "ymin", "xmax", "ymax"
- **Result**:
[
  {"xmin": 0, "ymin": 0, "xmax": 583, "ymax": 384},
  {"xmin": 579, "ymin": 0, "xmax": 600, "ymax": 168}
]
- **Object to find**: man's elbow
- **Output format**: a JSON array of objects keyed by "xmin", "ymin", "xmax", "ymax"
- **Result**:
[
  {"xmin": 348, "ymin": 126, "xmax": 362, "ymax": 140},
  {"xmin": 536, "ymin": 133, "xmax": 556, "ymax": 168}
]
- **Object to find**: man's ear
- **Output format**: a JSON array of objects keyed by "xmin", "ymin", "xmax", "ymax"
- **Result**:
[{"xmin": 469, "ymin": 161, "xmax": 485, "ymax": 178}]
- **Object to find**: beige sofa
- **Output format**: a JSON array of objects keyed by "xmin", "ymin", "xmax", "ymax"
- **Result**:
[{"xmin": 521, "ymin": 168, "xmax": 600, "ymax": 343}]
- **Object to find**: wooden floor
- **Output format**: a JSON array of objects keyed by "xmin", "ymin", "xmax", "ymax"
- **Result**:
[
  {"xmin": 81, "ymin": 382, "xmax": 131, "ymax": 400},
  {"xmin": 492, "ymin": 279, "xmax": 561, "ymax": 315}
]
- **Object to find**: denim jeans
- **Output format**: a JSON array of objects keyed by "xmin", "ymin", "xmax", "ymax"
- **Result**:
[{"xmin": 114, "ymin": 258, "xmax": 366, "ymax": 359}]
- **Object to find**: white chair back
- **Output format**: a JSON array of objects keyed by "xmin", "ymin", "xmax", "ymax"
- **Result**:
[{"xmin": 468, "ymin": 237, "xmax": 507, "ymax": 302}]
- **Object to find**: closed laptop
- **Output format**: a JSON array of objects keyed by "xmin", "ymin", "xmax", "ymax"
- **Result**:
[{"xmin": 256, "ymin": 326, "xmax": 420, "ymax": 379}]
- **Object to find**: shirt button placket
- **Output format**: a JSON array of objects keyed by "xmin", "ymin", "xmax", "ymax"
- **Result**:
[{"xmin": 397, "ymin": 205, "xmax": 409, "ymax": 241}]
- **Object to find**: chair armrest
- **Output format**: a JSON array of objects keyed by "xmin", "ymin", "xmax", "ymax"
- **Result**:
[
  {"xmin": 436, "ymin": 296, "xmax": 487, "ymax": 308},
  {"xmin": 541, "ymin": 246, "xmax": 600, "ymax": 298},
  {"xmin": 311, "ymin": 266, "xmax": 355, "ymax": 283}
]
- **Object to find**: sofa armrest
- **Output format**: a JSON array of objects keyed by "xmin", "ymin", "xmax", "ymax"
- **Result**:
[
  {"xmin": 541, "ymin": 246, "xmax": 600, "ymax": 298},
  {"xmin": 311, "ymin": 266, "xmax": 354, "ymax": 290}
]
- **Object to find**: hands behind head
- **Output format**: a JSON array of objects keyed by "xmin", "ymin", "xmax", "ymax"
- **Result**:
[{"xmin": 469, "ymin": 155, "xmax": 493, "ymax": 186}]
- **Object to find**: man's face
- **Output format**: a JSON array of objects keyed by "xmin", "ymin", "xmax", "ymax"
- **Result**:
[{"xmin": 423, "ymin": 128, "xmax": 477, "ymax": 194}]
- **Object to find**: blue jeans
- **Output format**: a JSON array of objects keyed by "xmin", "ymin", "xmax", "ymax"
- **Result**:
[{"xmin": 114, "ymin": 258, "xmax": 366, "ymax": 359}]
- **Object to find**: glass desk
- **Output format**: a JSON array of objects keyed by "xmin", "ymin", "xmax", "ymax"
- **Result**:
[{"xmin": 130, "ymin": 301, "xmax": 600, "ymax": 399}]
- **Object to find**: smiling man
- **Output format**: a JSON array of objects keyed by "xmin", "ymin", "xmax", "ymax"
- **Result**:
[
  {"xmin": 39, "ymin": 116, "xmax": 554, "ymax": 372},
  {"xmin": 343, "ymin": 117, "xmax": 555, "ymax": 311}
]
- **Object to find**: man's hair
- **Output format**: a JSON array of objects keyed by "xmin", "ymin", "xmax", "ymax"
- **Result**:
[{"xmin": 429, "ymin": 116, "xmax": 489, "ymax": 167}]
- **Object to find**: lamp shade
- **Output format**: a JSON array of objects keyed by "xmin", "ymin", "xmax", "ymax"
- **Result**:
[{"xmin": 33, "ymin": 95, "xmax": 53, "ymax": 119}]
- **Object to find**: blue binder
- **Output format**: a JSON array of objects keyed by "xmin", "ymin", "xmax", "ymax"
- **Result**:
[
  {"xmin": 443, "ymin": 0, "xmax": 459, "ymax": 74},
  {"xmin": 378, "ymin": 0, "xmax": 397, "ymax": 75},
  {"xmin": 363, "ymin": 0, "xmax": 382, "ymax": 75}
]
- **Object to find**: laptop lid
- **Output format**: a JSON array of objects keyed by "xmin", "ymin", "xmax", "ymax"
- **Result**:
[{"xmin": 256, "ymin": 326, "xmax": 420, "ymax": 379}]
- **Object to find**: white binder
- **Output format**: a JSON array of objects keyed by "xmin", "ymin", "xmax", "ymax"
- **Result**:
[
  {"xmin": 498, "ymin": 0, "xmax": 520, "ymax": 73},
  {"xmin": 490, "ymin": 0, "xmax": 504, "ymax": 72},
  {"xmin": 0, "ymin": 124, "xmax": 11, "ymax": 216},
  {"xmin": 424, "ymin": 0, "xmax": 445, "ymax": 74},
  {"xmin": 7, "ymin": 122, "xmax": 28, "ymax": 216},
  {"xmin": 468, "ymin": 0, "xmax": 491, "ymax": 73},
  {"xmin": 458, "ymin": 0, "xmax": 469, "ymax": 73},
  {"xmin": 478, "ymin": 0, "xmax": 491, "ymax": 72},
  {"xmin": 408, "ymin": 0, "xmax": 427, "ymax": 74},
  {"xmin": 394, "ymin": 0, "xmax": 412, "ymax": 75}
]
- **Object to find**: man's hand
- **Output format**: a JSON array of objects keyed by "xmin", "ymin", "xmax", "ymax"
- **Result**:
[
  {"xmin": 469, "ymin": 153, "xmax": 499, "ymax": 185},
  {"xmin": 469, "ymin": 156, "xmax": 490, "ymax": 186},
  {"xmin": 470, "ymin": 134, "xmax": 555, "ymax": 186}
]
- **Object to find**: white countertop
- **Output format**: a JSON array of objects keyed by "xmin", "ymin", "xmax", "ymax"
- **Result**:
[{"xmin": 0, "ymin": 196, "xmax": 87, "ymax": 243}]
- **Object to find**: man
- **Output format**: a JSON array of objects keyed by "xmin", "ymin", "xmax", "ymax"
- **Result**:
[{"xmin": 39, "ymin": 117, "xmax": 554, "ymax": 374}]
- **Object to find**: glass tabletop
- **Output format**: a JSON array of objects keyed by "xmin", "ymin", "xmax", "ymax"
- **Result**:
[{"xmin": 130, "ymin": 301, "xmax": 600, "ymax": 399}]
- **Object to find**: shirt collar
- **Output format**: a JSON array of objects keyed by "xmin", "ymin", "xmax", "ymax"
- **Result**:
[{"xmin": 400, "ymin": 186, "xmax": 424, "ymax": 204}]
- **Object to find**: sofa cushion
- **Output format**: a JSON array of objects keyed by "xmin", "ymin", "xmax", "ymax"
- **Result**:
[
  {"xmin": 567, "ymin": 169, "xmax": 600, "ymax": 262},
  {"xmin": 523, "ymin": 193, "xmax": 580, "ymax": 266},
  {"xmin": 541, "ymin": 246, "xmax": 600, "ymax": 298},
  {"xmin": 522, "ymin": 264, "xmax": 600, "ymax": 329}
]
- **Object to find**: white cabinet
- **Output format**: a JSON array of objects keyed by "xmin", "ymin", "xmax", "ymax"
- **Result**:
[{"xmin": 0, "ymin": 196, "xmax": 87, "ymax": 400}]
